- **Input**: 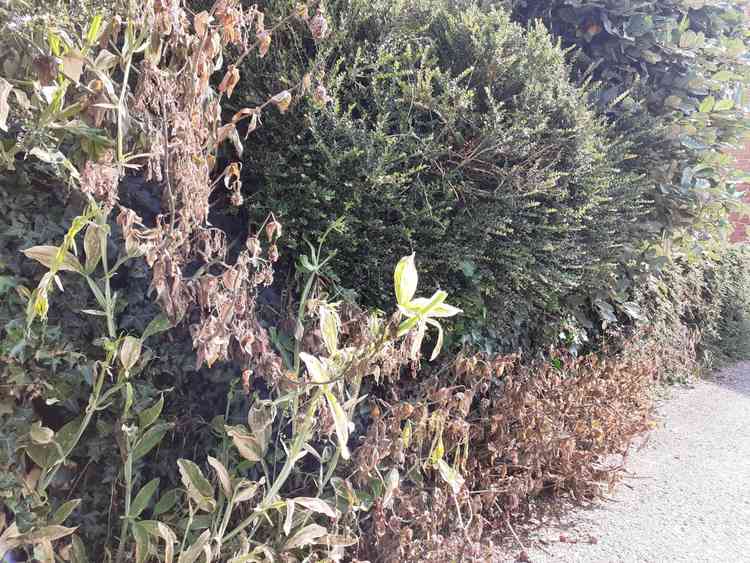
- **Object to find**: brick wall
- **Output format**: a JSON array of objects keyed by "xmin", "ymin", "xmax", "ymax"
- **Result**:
[{"xmin": 730, "ymin": 142, "xmax": 750, "ymax": 243}]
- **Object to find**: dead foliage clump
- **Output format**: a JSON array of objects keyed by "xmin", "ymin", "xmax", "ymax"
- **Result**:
[{"xmin": 353, "ymin": 330, "xmax": 661, "ymax": 562}]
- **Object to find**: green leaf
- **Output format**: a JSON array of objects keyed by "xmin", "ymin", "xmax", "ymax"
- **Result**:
[
  {"xmin": 699, "ymin": 95, "xmax": 715, "ymax": 113},
  {"xmin": 142, "ymin": 314, "xmax": 172, "ymax": 340},
  {"xmin": 394, "ymin": 253, "xmax": 418, "ymax": 306},
  {"xmin": 153, "ymin": 488, "xmax": 179, "ymax": 516},
  {"xmin": 50, "ymin": 499, "xmax": 81, "ymax": 525},
  {"xmin": 132, "ymin": 422, "xmax": 172, "ymax": 461},
  {"xmin": 324, "ymin": 390, "xmax": 350, "ymax": 460},
  {"xmin": 714, "ymin": 99, "xmax": 733, "ymax": 112},
  {"xmin": 177, "ymin": 459, "xmax": 216, "ymax": 513},
  {"xmin": 85, "ymin": 13, "xmax": 104, "ymax": 45},
  {"xmin": 130, "ymin": 478, "xmax": 160, "ymax": 519},
  {"xmin": 138, "ymin": 395, "xmax": 164, "ymax": 430}
]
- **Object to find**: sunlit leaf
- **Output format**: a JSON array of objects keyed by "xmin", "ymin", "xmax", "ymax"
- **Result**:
[{"xmin": 394, "ymin": 253, "xmax": 418, "ymax": 306}]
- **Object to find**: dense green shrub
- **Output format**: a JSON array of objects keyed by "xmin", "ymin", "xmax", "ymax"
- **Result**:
[
  {"xmin": 507, "ymin": 0, "xmax": 750, "ymax": 240},
  {"xmin": 238, "ymin": 0, "xmax": 650, "ymax": 351}
]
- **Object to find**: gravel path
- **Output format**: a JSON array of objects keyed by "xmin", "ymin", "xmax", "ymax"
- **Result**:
[{"xmin": 498, "ymin": 363, "xmax": 750, "ymax": 563}]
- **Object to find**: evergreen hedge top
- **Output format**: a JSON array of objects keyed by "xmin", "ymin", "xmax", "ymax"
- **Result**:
[{"xmin": 238, "ymin": 0, "xmax": 649, "ymax": 351}]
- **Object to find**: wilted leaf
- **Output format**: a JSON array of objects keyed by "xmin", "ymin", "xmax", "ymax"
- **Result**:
[
  {"xmin": 324, "ymin": 390, "xmax": 350, "ymax": 460},
  {"xmin": 119, "ymin": 336, "xmax": 142, "ymax": 372},
  {"xmin": 83, "ymin": 223, "xmax": 102, "ymax": 273},
  {"xmin": 23, "ymin": 245, "xmax": 83, "ymax": 273},
  {"xmin": 207, "ymin": 455, "xmax": 233, "ymax": 498},
  {"xmin": 291, "ymin": 497, "xmax": 339, "ymax": 519},
  {"xmin": 234, "ymin": 479, "xmax": 262, "ymax": 503},
  {"xmin": 319, "ymin": 306, "xmax": 340, "ymax": 356},
  {"xmin": 177, "ymin": 459, "xmax": 216, "ymax": 512},
  {"xmin": 299, "ymin": 352, "xmax": 327, "ymax": 383},
  {"xmin": 283, "ymin": 499, "xmax": 295, "ymax": 536},
  {"xmin": 25, "ymin": 525, "xmax": 77, "ymax": 543},
  {"xmin": 382, "ymin": 468, "xmax": 399, "ymax": 509},
  {"xmin": 225, "ymin": 424, "xmax": 264, "ymax": 462},
  {"xmin": 436, "ymin": 459, "xmax": 464, "ymax": 495},
  {"xmin": 177, "ymin": 529, "xmax": 210, "ymax": 563},
  {"xmin": 218, "ymin": 66, "xmax": 240, "ymax": 98},
  {"xmin": 0, "ymin": 77, "xmax": 12, "ymax": 132},
  {"xmin": 132, "ymin": 521, "xmax": 151, "ymax": 563},
  {"xmin": 61, "ymin": 53, "xmax": 84, "ymax": 83},
  {"xmin": 282, "ymin": 523, "xmax": 327, "ymax": 551},
  {"xmin": 30, "ymin": 421, "xmax": 55, "ymax": 444}
]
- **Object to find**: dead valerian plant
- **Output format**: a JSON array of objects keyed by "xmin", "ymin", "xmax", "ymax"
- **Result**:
[
  {"xmin": 0, "ymin": 0, "xmax": 463, "ymax": 561},
  {"xmin": 349, "ymin": 331, "xmax": 659, "ymax": 562}
]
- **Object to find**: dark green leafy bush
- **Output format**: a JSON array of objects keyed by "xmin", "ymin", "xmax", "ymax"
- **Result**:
[
  {"xmin": 508, "ymin": 0, "xmax": 750, "ymax": 240},
  {"xmin": 239, "ymin": 0, "xmax": 650, "ymax": 351}
]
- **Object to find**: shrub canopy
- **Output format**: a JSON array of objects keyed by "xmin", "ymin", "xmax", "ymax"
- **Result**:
[{"xmin": 239, "ymin": 0, "xmax": 649, "ymax": 350}]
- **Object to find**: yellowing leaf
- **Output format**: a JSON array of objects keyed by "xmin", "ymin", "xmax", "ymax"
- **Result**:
[
  {"xmin": 225, "ymin": 425, "xmax": 264, "ymax": 462},
  {"xmin": 119, "ymin": 336, "xmax": 142, "ymax": 372},
  {"xmin": 177, "ymin": 459, "xmax": 215, "ymax": 513},
  {"xmin": 324, "ymin": 390, "xmax": 350, "ymax": 460},
  {"xmin": 0, "ymin": 77, "xmax": 12, "ymax": 132},
  {"xmin": 436, "ymin": 459, "xmax": 464, "ymax": 495},
  {"xmin": 291, "ymin": 497, "xmax": 339, "ymax": 519},
  {"xmin": 282, "ymin": 523, "xmax": 327, "ymax": 551},
  {"xmin": 319, "ymin": 305, "xmax": 340, "ymax": 356},
  {"xmin": 23, "ymin": 245, "xmax": 83, "ymax": 273},
  {"xmin": 299, "ymin": 352, "xmax": 327, "ymax": 383},
  {"xmin": 207, "ymin": 455, "xmax": 233, "ymax": 498},
  {"xmin": 394, "ymin": 254, "xmax": 418, "ymax": 306}
]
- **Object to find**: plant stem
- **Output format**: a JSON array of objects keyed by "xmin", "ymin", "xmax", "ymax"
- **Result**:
[
  {"xmin": 98, "ymin": 216, "xmax": 116, "ymax": 339},
  {"xmin": 39, "ymin": 367, "xmax": 106, "ymax": 492},
  {"xmin": 223, "ymin": 387, "xmax": 324, "ymax": 543},
  {"xmin": 114, "ymin": 448, "xmax": 134, "ymax": 563}
]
